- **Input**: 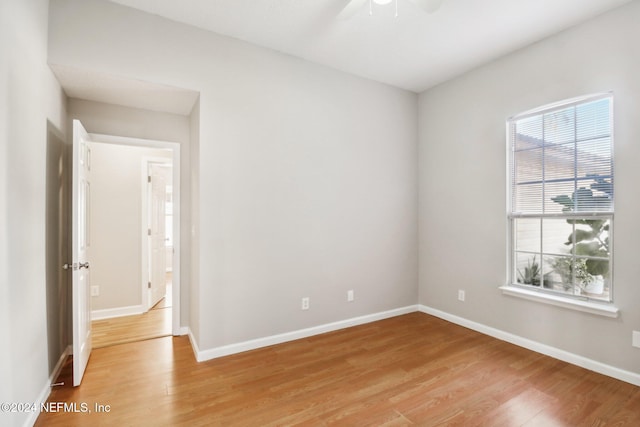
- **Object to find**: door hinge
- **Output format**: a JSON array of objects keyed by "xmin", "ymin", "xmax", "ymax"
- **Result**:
[
  {"xmin": 148, "ymin": 228, "xmax": 151, "ymax": 236},
  {"xmin": 148, "ymin": 281, "xmax": 151, "ymax": 289},
  {"xmin": 147, "ymin": 175, "xmax": 151, "ymax": 183}
]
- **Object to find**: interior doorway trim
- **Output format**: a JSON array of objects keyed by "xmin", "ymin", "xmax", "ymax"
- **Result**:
[{"xmin": 89, "ymin": 132, "xmax": 182, "ymax": 336}]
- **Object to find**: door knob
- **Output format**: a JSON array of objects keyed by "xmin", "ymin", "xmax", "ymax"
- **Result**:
[{"xmin": 62, "ymin": 262, "xmax": 90, "ymax": 270}]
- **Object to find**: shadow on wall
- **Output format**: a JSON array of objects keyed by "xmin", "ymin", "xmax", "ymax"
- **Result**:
[{"xmin": 45, "ymin": 120, "xmax": 71, "ymax": 376}]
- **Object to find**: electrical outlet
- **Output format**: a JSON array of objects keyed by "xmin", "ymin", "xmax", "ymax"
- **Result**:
[
  {"xmin": 91, "ymin": 285, "xmax": 99, "ymax": 297},
  {"xmin": 347, "ymin": 290, "xmax": 354, "ymax": 302},
  {"xmin": 633, "ymin": 331, "xmax": 640, "ymax": 348},
  {"xmin": 301, "ymin": 297, "xmax": 310, "ymax": 310},
  {"xmin": 458, "ymin": 290, "xmax": 465, "ymax": 302}
]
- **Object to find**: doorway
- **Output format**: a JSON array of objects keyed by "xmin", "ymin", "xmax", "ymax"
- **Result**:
[{"xmin": 84, "ymin": 134, "xmax": 181, "ymax": 349}]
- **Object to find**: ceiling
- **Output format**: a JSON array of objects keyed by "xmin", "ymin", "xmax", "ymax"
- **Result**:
[
  {"xmin": 52, "ymin": 0, "xmax": 632, "ymax": 114},
  {"xmin": 107, "ymin": 0, "xmax": 633, "ymax": 93}
]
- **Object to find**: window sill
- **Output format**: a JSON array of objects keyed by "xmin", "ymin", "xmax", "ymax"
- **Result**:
[{"xmin": 499, "ymin": 285, "xmax": 619, "ymax": 318}]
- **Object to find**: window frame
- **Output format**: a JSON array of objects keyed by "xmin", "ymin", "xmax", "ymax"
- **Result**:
[{"xmin": 506, "ymin": 93, "xmax": 616, "ymax": 309}]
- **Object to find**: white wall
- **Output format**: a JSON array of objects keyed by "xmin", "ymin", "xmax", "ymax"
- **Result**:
[
  {"xmin": 0, "ymin": 0, "xmax": 11, "ymax": 415},
  {"xmin": 189, "ymin": 99, "xmax": 200, "ymax": 341},
  {"xmin": 88, "ymin": 142, "xmax": 171, "ymax": 312},
  {"xmin": 68, "ymin": 98, "xmax": 191, "ymax": 325},
  {"xmin": 49, "ymin": 0, "xmax": 419, "ymax": 352},
  {"xmin": 1, "ymin": 0, "xmax": 68, "ymax": 426},
  {"xmin": 0, "ymin": 0, "xmax": 11, "ymax": 412},
  {"xmin": 418, "ymin": 1, "xmax": 640, "ymax": 374},
  {"xmin": 68, "ymin": 98, "xmax": 192, "ymax": 144}
]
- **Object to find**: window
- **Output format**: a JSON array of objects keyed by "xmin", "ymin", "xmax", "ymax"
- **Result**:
[{"xmin": 508, "ymin": 94, "xmax": 613, "ymax": 302}]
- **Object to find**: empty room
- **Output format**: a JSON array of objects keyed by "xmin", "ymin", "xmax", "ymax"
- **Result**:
[{"xmin": 2, "ymin": 0, "xmax": 640, "ymax": 426}]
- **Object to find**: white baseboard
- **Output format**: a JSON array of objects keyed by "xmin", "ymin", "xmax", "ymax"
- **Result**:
[
  {"xmin": 187, "ymin": 329, "xmax": 201, "ymax": 360},
  {"xmin": 419, "ymin": 305, "xmax": 640, "ymax": 387},
  {"xmin": 25, "ymin": 345, "xmax": 71, "ymax": 427},
  {"xmin": 185, "ymin": 303, "xmax": 640, "ymax": 387},
  {"xmin": 91, "ymin": 305, "xmax": 145, "ymax": 321},
  {"xmin": 177, "ymin": 326, "xmax": 189, "ymax": 336},
  {"xmin": 190, "ymin": 305, "xmax": 418, "ymax": 363},
  {"xmin": 54, "ymin": 345, "xmax": 71, "ymax": 384}
]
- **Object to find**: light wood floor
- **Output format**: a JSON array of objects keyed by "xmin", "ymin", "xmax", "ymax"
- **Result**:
[
  {"xmin": 91, "ymin": 306, "xmax": 172, "ymax": 348},
  {"xmin": 37, "ymin": 313, "xmax": 640, "ymax": 426},
  {"xmin": 91, "ymin": 282, "xmax": 172, "ymax": 348}
]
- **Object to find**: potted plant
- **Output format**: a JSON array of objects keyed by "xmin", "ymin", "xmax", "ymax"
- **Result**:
[
  {"xmin": 517, "ymin": 255, "xmax": 541, "ymax": 287},
  {"xmin": 549, "ymin": 174, "xmax": 611, "ymax": 295}
]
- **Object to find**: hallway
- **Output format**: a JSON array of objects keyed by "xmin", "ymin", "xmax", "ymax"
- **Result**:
[{"xmin": 91, "ymin": 277, "xmax": 172, "ymax": 348}]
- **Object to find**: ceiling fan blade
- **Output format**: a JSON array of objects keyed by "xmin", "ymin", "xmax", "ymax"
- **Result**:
[
  {"xmin": 411, "ymin": 0, "xmax": 445, "ymax": 14},
  {"xmin": 338, "ymin": 0, "xmax": 368, "ymax": 20}
]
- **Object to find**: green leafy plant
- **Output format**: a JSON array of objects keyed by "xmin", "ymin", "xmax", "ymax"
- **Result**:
[
  {"xmin": 550, "ymin": 175, "xmax": 611, "ymax": 287},
  {"xmin": 517, "ymin": 255, "xmax": 541, "ymax": 287},
  {"xmin": 548, "ymin": 257, "xmax": 592, "ymax": 291}
]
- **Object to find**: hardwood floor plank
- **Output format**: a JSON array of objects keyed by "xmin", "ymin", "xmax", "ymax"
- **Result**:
[
  {"xmin": 91, "ymin": 306, "xmax": 171, "ymax": 348},
  {"xmin": 473, "ymin": 388, "xmax": 555, "ymax": 427},
  {"xmin": 37, "ymin": 313, "xmax": 640, "ymax": 426}
]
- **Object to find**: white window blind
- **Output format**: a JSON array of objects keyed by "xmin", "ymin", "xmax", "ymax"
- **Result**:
[
  {"xmin": 510, "ymin": 96, "xmax": 613, "ymax": 215},
  {"xmin": 508, "ymin": 94, "xmax": 614, "ymax": 302}
]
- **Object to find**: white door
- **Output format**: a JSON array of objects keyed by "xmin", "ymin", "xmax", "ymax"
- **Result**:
[
  {"xmin": 148, "ymin": 163, "xmax": 167, "ymax": 309},
  {"xmin": 71, "ymin": 120, "xmax": 92, "ymax": 386}
]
